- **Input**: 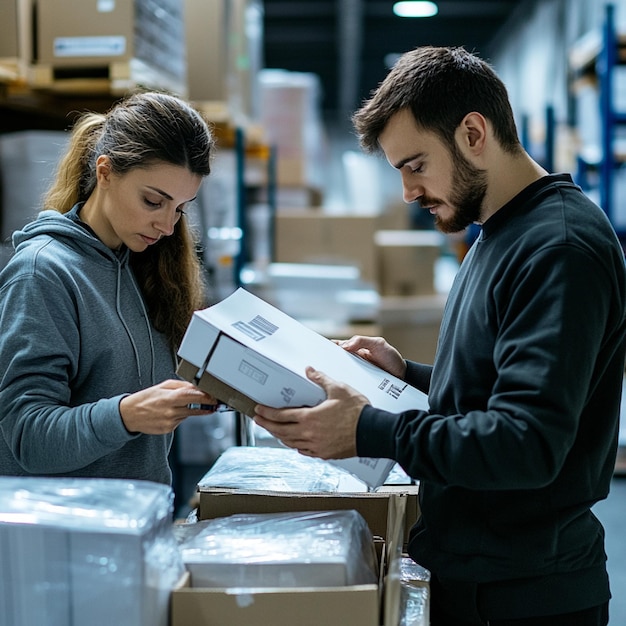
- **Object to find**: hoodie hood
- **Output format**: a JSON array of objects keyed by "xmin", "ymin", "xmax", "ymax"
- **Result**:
[{"xmin": 12, "ymin": 206, "xmax": 127, "ymax": 266}]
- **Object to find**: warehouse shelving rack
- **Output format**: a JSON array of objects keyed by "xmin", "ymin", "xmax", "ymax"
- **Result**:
[
  {"xmin": 573, "ymin": 3, "xmax": 626, "ymax": 240},
  {"xmin": 233, "ymin": 126, "xmax": 278, "ymax": 287}
]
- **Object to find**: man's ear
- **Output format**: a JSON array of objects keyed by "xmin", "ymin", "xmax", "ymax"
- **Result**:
[
  {"xmin": 457, "ymin": 112, "xmax": 488, "ymax": 155},
  {"xmin": 95, "ymin": 155, "xmax": 112, "ymax": 186}
]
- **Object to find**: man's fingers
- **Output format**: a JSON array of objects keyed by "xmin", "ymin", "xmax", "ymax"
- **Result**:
[
  {"xmin": 305, "ymin": 366, "xmax": 335, "ymax": 390},
  {"xmin": 254, "ymin": 404, "xmax": 299, "ymax": 423}
]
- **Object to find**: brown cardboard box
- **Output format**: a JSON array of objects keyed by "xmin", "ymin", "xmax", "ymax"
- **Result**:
[
  {"xmin": 375, "ymin": 230, "xmax": 443, "ymax": 296},
  {"xmin": 35, "ymin": 0, "xmax": 185, "ymax": 94},
  {"xmin": 184, "ymin": 0, "xmax": 227, "ymax": 102},
  {"xmin": 189, "ymin": 443, "xmax": 420, "ymax": 545},
  {"xmin": 196, "ymin": 484, "xmax": 419, "ymax": 546},
  {"xmin": 0, "ymin": 0, "xmax": 20, "ymax": 61},
  {"xmin": 259, "ymin": 70, "xmax": 326, "ymax": 187},
  {"xmin": 0, "ymin": 0, "xmax": 32, "ymax": 80},
  {"xmin": 37, "ymin": 0, "xmax": 135, "ymax": 67},
  {"xmin": 171, "ymin": 493, "xmax": 410, "ymax": 626},
  {"xmin": 274, "ymin": 212, "xmax": 379, "ymax": 283},
  {"xmin": 378, "ymin": 294, "xmax": 447, "ymax": 363},
  {"xmin": 275, "ymin": 153, "xmax": 311, "ymax": 187},
  {"xmin": 171, "ymin": 572, "xmax": 380, "ymax": 626},
  {"xmin": 184, "ymin": 0, "xmax": 262, "ymax": 121}
]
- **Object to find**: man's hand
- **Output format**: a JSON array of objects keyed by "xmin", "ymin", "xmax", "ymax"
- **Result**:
[
  {"xmin": 336, "ymin": 335, "xmax": 407, "ymax": 379},
  {"xmin": 253, "ymin": 366, "xmax": 369, "ymax": 459}
]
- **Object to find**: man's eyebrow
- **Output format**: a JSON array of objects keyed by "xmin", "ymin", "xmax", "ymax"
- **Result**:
[{"xmin": 392, "ymin": 152, "xmax": 426, "ymax": 170}]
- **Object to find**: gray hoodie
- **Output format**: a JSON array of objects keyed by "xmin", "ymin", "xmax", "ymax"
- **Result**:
[{"xmin": 0, "ymin": 206, "xmax": 175, "ymax": 484}]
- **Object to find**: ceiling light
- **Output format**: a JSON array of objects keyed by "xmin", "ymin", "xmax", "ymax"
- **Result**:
[{"xmin": 393, "ymin": 1, "xmax": 438, "ymax": 18}]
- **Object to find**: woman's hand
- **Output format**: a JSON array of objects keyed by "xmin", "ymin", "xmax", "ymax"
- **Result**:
[{"xmin": 119, "ymin": 379, "xmax": 218, "ymax": 435}]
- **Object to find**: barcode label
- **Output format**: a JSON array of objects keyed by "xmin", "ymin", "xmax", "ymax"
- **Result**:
[
  {"xmin": 232, "ymin": 315, "xmax": 278, "ymax": 341},
  {"xmin": 378, "ymin": 377, "xmax": 407, "ymax": 399},
  {"xmin": 356, "ymin": 457, "xmax": 380, "ymax": 468},
  {"xmin": 388, "ymin": 383, "xmax": 405, "ymax": 399},
  {"xmin": 238, "ymin": 360, "xmax": 268, "ymax": 385}
]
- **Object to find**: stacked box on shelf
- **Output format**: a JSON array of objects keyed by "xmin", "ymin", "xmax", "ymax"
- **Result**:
[
  {"xmin": 274, "ymin": 211, "xmax": 380, "ymax": 284},
  {"xmin": 33, "ymin": 0, "xmax": 186, "ymax": 95},
  {"xmin": 184, "ymin": 0, "xmax": 228, "ymax": 106},
  {"xmin": 374, "ymin": 229, "xmax": 444, "ymax": 297},
  {"xmin": 135, "ymin": 0, "xmax": 185, "ymax": 82},
  {"xmin": 378, "ymin": 294, "xmax": 448, "ymax": 364},
  {"xmin": 0, "ymin": 477, "xmax": 184, "ymax": 626},
  {"xmin": 258, "ymin": 69, "xmax": 327, "ymax": 189},
  {"xmin": 184, "ymin": 0, "xmax": 263, "ymax": 123},
  {"xmin": 0, "ymin": 0, "xmax": 32, "ymax": 81}
]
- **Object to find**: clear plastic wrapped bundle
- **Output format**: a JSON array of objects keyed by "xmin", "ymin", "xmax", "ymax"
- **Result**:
[
  {"xmin": 178, "ymin": 510, "xmax": 379, "ymax": 588},
  {"xmin": 399, "ymin": 556, "xmax": 430, "ymax": 626},
  {"xmin": 197, "ymin": 445, "xmax": 365, "ymax": 493},
  {"xmin": 400, "ymin": 557, "xmax": 431, "ymax": 584},
  {"xmin": 0, "ymin": 476, "xmax": 184, "ymax": 626},
  {"xmin": 400, "ymin": 583, "xmax": 429, "ymax": 626}
]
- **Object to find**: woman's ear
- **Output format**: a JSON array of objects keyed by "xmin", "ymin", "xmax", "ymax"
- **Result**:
[{"xmin": 95, "ymin": 155, "xmax": 112, "ymax": 186}]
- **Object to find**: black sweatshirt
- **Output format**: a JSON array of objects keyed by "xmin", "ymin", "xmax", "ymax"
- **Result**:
[{"xmin": 357, "ymin": 174, "xmax": 626, "ymax": 618}]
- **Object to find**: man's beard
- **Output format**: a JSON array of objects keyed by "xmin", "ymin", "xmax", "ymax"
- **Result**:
[{"xmin": 429, "ymin": 148, "xmax": 488, "ymax": 234}]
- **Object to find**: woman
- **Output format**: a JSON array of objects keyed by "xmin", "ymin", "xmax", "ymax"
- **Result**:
[{"xmin": 0, "ymin": 91, "xmax": 218, "ymax": 485}]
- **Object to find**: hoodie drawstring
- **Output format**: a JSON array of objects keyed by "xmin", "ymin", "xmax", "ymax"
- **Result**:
[{"xmin": 115, "ymin": 263, "xmax": 157, "ymax": 387}]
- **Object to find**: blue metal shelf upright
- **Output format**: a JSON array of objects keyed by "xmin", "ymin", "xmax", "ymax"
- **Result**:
[
  {"xmin": 575, "ymin": 3, "xmax": 626, "ymax": 241},
  {"xmin": 598, "ymin": 3, "xmax": 626, "ymax": 234}
]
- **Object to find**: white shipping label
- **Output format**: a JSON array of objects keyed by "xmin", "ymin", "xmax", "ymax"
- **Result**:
[{"xmin": 53, "ymin": 36, "xmax": 126, "ymax": 58}]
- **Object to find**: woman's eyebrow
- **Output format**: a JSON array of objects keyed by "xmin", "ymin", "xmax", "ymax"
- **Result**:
[{"xmin": 145, "ymin": 186, "xmax": 197, "ymax": 203}]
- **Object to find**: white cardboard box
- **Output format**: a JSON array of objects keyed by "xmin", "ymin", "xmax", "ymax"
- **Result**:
[
  {"xmin": 177, "ymin": 288, "xmax": 429, "ymax": 488},
  {"xmin": 179, "ymin": 510, "xmax": 378, "ymax": 589}
]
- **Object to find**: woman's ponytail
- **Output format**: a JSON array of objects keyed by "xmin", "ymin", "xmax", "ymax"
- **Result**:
[{"xmin": 43, "ymin": 113, "xmax": 105, "ymax": 213}]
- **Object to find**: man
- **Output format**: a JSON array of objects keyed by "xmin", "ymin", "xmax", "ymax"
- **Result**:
[{"xmin": 253, "ymin": 46, "xmax": 626, "ymax": 625}]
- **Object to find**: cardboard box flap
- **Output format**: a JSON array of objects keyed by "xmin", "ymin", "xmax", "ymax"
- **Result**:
[
  {"xmin": 177, "ymin": 359, "xmax": 257, "ymax": 417},
  {"xmin": 171, "ymin": 581, "xmax": 380, "ymax": 626}
]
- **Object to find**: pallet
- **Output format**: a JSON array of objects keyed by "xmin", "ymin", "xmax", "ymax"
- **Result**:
[{"xmin": 27, "ymin": 58, "xmax": 187, "ymax": 97}]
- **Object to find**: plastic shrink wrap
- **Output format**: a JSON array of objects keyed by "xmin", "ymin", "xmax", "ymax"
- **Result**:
[
  {"xmin": 0, "ymin": 477, "xmax": 184, "ymax": 626},
  {"xmin": 176, "ymin": 509, "xmax": 378, "ymax": 588},
  {"xmin": 197, "ymin": 445, "xmax": 368, "ymax": 493},
  {"xmin": 399, "ymin": 556, "xmax": 430, "ymax": 626}
]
